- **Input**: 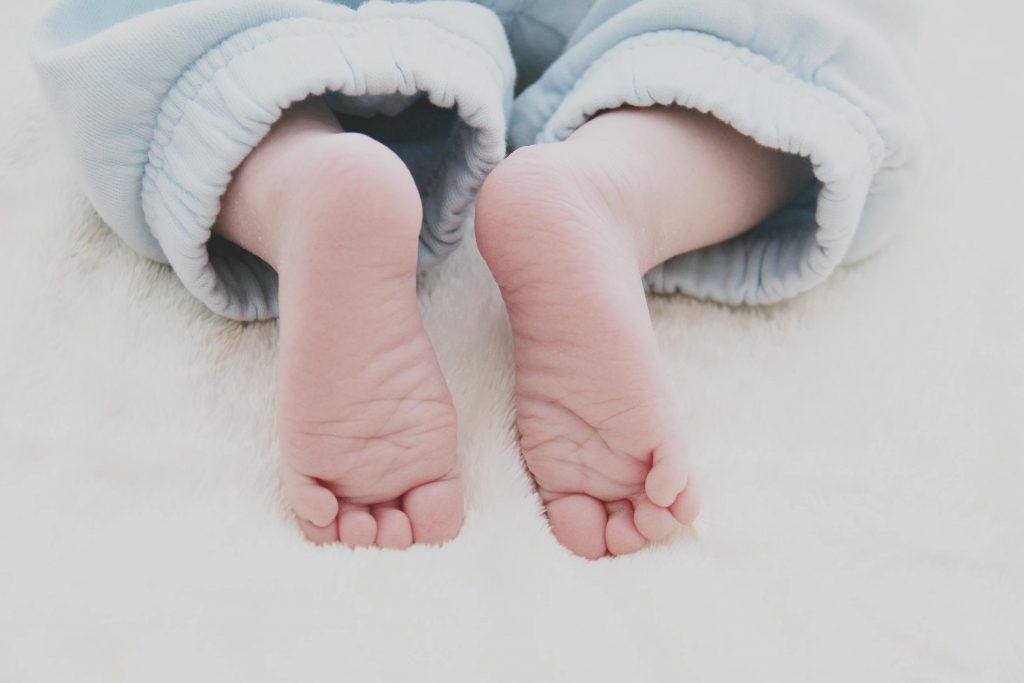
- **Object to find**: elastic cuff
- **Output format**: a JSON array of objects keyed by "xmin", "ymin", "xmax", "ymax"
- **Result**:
[
  {"xmin": 514, "ymin": 29, "xmax": 897, "ymax": 306},
  {"xmin": 141, "ymin": 4, "xmax": 513, "ymax": 321}
]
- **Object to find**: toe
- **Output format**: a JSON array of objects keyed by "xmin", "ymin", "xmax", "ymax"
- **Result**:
[
  {"xmin": 373, "ymin": 503, "xmax": 414, "ymax": 550},
  {"xmin": 337, "ymin": 503, "xmax": 377, "ymax": 547},
  {"xmin": 298, "ymin": 517, "xmax": 339, "ymax": 545},
  {"xmin": 669, "ymin": 479, "xmax": 701, "ymax": 526},
  {"xmin": 282, "ymin": 467, "xmax": 339, "ymax": 529},
  {"xmin": 633, "ymin": 496, "xmax": 678, "ymax": 541},
  {"xmin": 605, "ymin": 501, "xmax": 647, "ymax": 556},
  {"xmin": 545, "ymin": 493, "xmax": 608, "ymax": 559},
  {"xmin": 403, "ymin": 478, "xmax": 464, "ymax": 546},
  {"xmin": 644, "ymin": 441, "xmax": 691, "ymax": 508}
]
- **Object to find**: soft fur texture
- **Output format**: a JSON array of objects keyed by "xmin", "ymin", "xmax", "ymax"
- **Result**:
[{"xmin": 1, "ymin": 2, "xmax": 1021, "ymax": 681}]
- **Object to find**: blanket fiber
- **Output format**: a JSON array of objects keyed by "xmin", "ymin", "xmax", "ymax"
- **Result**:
[{"xmin": 1, "ymin": 2, "xmax": 1021, "ymax": 681}]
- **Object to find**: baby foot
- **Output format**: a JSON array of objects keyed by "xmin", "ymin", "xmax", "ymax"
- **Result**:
[
  {"xmin": 224, "ymin": 128, "xmax": 463, "ymax": 548},
  {"xmin": 476, "ymin": 142, "xmax": 699, "ymax": 558}
]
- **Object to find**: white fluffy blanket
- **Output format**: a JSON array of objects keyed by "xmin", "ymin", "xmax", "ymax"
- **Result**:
[{"xmin": 1, "ymin": 3, "xmax": 1021, "ymax": 681}]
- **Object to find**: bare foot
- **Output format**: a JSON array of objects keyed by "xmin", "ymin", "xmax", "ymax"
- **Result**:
[
  {"xmin": 216, "ymin": 99, "xmax": 463, "ymax": 548},
  {"xmin": 476, "ymin": 107, "xmax": 813, "ymax": 558}
]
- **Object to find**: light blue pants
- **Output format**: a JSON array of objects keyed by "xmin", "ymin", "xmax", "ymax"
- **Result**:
[{"xmin": 31, "ymin": 0, "xmax": 931, "ymax": 320}]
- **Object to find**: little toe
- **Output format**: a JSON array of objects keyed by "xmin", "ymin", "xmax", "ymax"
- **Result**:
[
  {"xmin": 669, "ymin": 480, "xmax": 701, "ymax": 526},
  {"xmin": 402, "ymin": 477, "xmax": 464, "ymax": 546},
  {"xmin": 605, "ymin": 501, "xmax": 647, "ymax": 556},
  {"xmin": 338, "ymin": 503, "xmax": 378, "ymax": 548},
  {"xmin": 372, "ymin": 503, "xmax": 414, "ymax": 550},
  {"xmin": 282, "ymin": 467, "xmax": 339, "ymax": 529},
  {"xmin": 298, "ymin": 517, "xmax": 339, "ymax": 545},
  {"xmin": 545, "ymin": 494, "xmax": 608, "ymax": 559},
  {"xmin": 633, "ymin": 496, "xmax": 678, "ymax": 541},
  {"xmin": 644, "ymin": 442, "xmax": 691, "ymax": 508}
]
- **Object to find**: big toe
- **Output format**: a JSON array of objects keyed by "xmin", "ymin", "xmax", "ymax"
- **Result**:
[
  {"xmin": 402, "ymin": 478, "xmax": 464, "ymax": 546},
  {"xmin": 545, "ymin": 494, "xmax": 609, "ymax": 559}
]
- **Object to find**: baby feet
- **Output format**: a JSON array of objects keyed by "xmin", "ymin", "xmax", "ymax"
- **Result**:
[
  {"xmin": 273, "ymin": 133, "xmax": 463, "ymax": 548},
  {"xmin": 267, "ymin": 129, "xmax": 698, "ymax": 556},
  {"xmin": 221, "ymin": 101, "xmax": 794, "ymax": 556},
  {"xmin": 215, "ymin": 94, "xmax": 811, "ymax": 556},
  {"xmin": 473, "ymin": 104, "xmax": 814, "ymax": 557},
  {"xmin": 259, "ymin": 123, "xmax": 697, "ymax": 556},
  {"xmin": 217, "ymin": 104, "xmax": 463, "ymax": 549},
  {"xmin": 476, "ymin": 141, "xmax": 700, "ymax": 558}
]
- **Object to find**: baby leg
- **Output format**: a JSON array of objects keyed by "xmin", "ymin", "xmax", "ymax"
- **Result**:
[
  {"xmin": 216, "ymin": 98, "xmax": 463, "ymax": 548},
  {"xmin": 476, "ymin": 106, "xmax": 813, "ymax": 558}
]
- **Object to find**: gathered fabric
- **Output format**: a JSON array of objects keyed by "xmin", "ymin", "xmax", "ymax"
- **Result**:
[{"xmin": 31, "ymin": 0, "xmax": 930, "ymax": 320}]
